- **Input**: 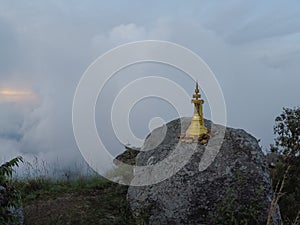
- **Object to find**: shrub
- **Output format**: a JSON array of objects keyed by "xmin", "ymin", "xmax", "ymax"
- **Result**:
[{"xmin": 0, "ymin": 156, "xmax": 23, "ymax": 224}]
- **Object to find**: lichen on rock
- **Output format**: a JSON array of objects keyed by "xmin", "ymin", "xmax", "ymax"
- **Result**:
[{"xmin": 125, "ymin": 118, "xmax": 282, "ymax": 225}]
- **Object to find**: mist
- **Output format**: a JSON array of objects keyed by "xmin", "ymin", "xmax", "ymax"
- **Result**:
[{"xmin": 0, "ymin": 0, "xmax": 299, "ymax": 176}]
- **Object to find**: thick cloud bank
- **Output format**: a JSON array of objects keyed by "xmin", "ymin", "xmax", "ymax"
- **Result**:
[{"xmin": 0, "ymin": 0, "xmax": 299, "ymax": 176}]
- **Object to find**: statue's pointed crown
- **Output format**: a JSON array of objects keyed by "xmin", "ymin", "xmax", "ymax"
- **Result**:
[{"xmin": 193, "ymin": 81, "xmax": 201, "ymax": 100}]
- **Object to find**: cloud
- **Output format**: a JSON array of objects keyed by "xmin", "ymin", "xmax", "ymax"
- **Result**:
[
  {"xmin": 199, "ymin": 0, "xmax": 300, "ymax": 44},
  {"xmin": 0, "ymin": 1, "xmax": 299, "ymax": 176}
]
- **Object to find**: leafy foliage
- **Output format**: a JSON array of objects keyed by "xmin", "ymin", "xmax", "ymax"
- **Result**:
[
  {"xmin": 270, "ymin": 107, "xmax": 300, "ymax": 224},
  {"xmin": 0, "ymin": 156, "xmax": 23, "ymax": 224},
  {"xmin": 273, "ymin": 107, "xmax": 300, "ymax": 159},
  {"xmin": 0, "ymin": 157, "xmax": 23, "ymax": 183}
]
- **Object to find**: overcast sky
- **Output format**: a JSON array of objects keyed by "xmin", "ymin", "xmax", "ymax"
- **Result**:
[{"xmin": 0, "ymin": 0, "xmax": 299, "ymax": 175}]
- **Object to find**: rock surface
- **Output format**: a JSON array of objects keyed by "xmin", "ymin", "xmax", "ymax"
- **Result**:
[{"xmin": 126, "ymin": 118, "xmax": 282, "ymax": 225}]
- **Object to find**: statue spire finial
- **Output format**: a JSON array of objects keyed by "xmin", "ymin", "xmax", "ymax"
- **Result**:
[{"xmin": 193, "ymin": 81, "xmax": 200, "ymax": 100}]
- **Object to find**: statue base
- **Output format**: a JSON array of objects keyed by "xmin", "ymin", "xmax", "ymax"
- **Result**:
[{"xmin": 179, "ymin": 130, "xmax": 210, "ymax": 144}]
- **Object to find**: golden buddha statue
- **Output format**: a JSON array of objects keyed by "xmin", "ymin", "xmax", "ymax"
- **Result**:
[{"xmin": 180, "ymin": 82, "xmax": 209, "ymax": 143}]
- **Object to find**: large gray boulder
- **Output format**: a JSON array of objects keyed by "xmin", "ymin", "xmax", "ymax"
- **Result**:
[{"xmin": 127, "ymin": 118, "xmax": 282, "ymax": 225}]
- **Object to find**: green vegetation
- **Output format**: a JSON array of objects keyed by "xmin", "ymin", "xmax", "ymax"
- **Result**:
[
  {"xmin": 269, "ymin": 107, "xmax": 300, "ymax": 225},
  {"xmin": 0, "ymin": 151, "xmax": 144, "ymax": 225},
  {"xmin": 15, "ymin": 176, "xmax": 136, "ymax": 225},
  {"xmin": 273, "ymin": 107, "xmax": 300, "ymax": 158},
  {"xmin": 0, "ymin": 156, "xmax": 23, "ymax": 224}
]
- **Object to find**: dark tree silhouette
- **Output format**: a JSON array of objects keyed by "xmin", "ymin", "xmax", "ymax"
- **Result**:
[
  {"xmin": 270, "ymin": 107, "xmax": 300, "ymax": 224},
  {"xmin": 273, "ymin": 107, "xmax": 300, "ymax": 159}
]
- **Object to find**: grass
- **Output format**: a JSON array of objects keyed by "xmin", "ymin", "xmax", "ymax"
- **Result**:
[{"xmin": 14, "ymin": 176, "xmax": 137, "ymax": 225}]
